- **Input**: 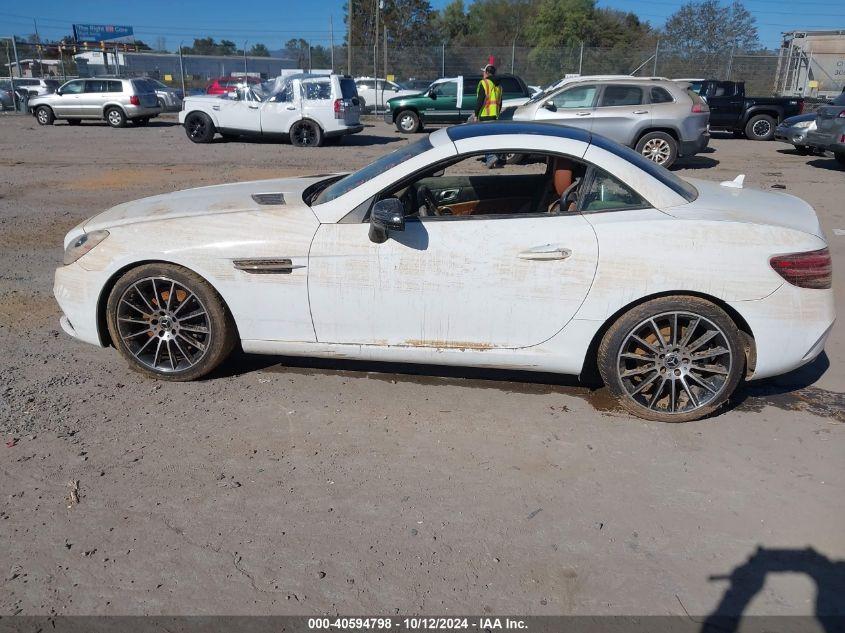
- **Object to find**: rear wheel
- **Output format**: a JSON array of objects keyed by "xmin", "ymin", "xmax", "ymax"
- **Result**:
[
  {"xmin": 290, "ymin": 119, "xmax": 323, "ymax": 147},
  {"xmin": 597, "ymin": 296, "xmax": 744, "ymax": 423},
  {"xmin": 105, "ymin": 107, "xmax": 126, "ymax": 128},
  {"xmin": 795, "ymin": 145, "xmax": 811, "ymax": 155},
  {"xmin": 635, "ymin": 132, "xmax": 678, "ymax": 168},
  {"xmin": 184, "ymin": 112, "xmax": 215, "ymax": 143},
  {"xmin": 395, "ymin": 110, "xmax": 421, "ymax": 133},
  {"xmin": 745, "ymin": 114, "xmax": 776, "ymax": 141},
  {"xmin": 35, "ymin": 106, "xmax": 54, "ymax": 125},
  {"xmin": 106, "ymin": 263, "xmax": 236, "ymax": 381}
]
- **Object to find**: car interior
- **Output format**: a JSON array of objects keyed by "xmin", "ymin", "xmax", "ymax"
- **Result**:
[{"xmin": 372, "ymin": 152, "xmax": 647, "ymax": 220}]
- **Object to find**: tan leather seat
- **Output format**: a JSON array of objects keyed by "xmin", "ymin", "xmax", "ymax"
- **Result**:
[{"xmin": 552, "ymin": 157, "xmax": 574, "ymax": 197}]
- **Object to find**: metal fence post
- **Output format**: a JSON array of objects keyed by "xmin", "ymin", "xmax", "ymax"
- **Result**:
[
  {"xmin": 442, "ymin": 43, "xmax": 445, "ymax": 77},
  {"xmin": 578, "ymin": 41, "xmax": 583, "ymax": 75},
  {"xmin": 653, "ymin": 40, "xmax": 659, "ymax": 76},
  {"xmin": 10, "ymin": 35, "xmax": 20, "ymax": 110},
  {"xmin": 178, "ymin": 42, "xmax": 186, "ymax": 95}
]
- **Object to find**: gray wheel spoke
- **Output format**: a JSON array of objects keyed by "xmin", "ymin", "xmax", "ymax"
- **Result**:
[
  {"xmin": 649, "ymin": 319, "xmax": 666, "ymax": 349},
  {"xmin": 167, "ymin": 340, "xmax": 177, "ymax": 371},
  {"xmin": 152, "ymin": 338, "xmax": 163, "ymax": 368},
  {"xmin": 173, "ymin": 292, "xmax": 195, "ymax": 316},
  {"xmin": 178, "ymin": 332, "xmax": 206, "ymax": 352},
  {"xmin": 180, "ymin": 324, "xmax": 209, "ymax": 334},
  {"xmin": 648, "ymin": 377, "xmax": 668, "ymax": 409},
  {"xmin": 118, "ymin": 316, "xmax": 148, "ymax": 325},
  {"xmin": 621, "ymin": 364, "xmax": 657, "ymax": 378},
  {"xmin": 687, "ymin": 329, "xmax": 718, "ymax": 353},
  {"xmin": 678, "ymin": 317, "xmax": 700, "ymax": 347},
  {"xmin": 687, "ymin": 370, "xmax": 717, "ymax": 393},
  {"xmin": 671, "ymin": 314, "xmax": 678, "ymax": 346},
  {"xmin": 630, "ymin": 371, "xmax": 660, "ymax": 396},
  {"xmin": 679, "ymin": 375, "xmax": 699, "ymax": 408},
  {"xmin": 121, "ymin": 299, "xmax": 148, "ymax": 317},
  {"xmin": 133, "ymin": 283, "xmax": 156, "ymax": 312},
  {"xmin": 691, "ymin": 363, "xmax": 729, "ymax": 375},
  {"xmin": 669, "ymin": 379, "xmax": 677, "ymax": 413},
  {"xmin": 691, "ymin": 346, "xmax": 729, "ymax": 360},
  {"xmin": 621, "ymin": 352, "xmax": 654, "ymax": 362},
  {"xmin": 133, "ymin": 335, "xmax": 156, "ymax": 358},
  {"xmin": 172, "ymin": 336, "xmax": 192, "ymax": 364},
  {"xmin": 125, "ymin": 329, "xmax": 151, "ymax": 340},
  {"xmin": 166, "ymin": 281, "xmax": 176, "ymax": 310},
  {"xmin": 631, "ymin": 334, "xmax": 661, "ymax": 355},
  {"xmin": 180, "ymin": 308, "xmax": 207, "ymax": 321}
]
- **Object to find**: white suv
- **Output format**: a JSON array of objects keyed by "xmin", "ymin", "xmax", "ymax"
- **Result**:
[
  {"xmin": 180, "ymin": 73, "xmax": 362, "ymax": 146},
  {"xmin": 354, "ymin": 76, "xmax": 415, "ymax": 111}
]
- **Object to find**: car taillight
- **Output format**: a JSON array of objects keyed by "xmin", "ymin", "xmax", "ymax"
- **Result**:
[
  {"xmin": 691, "ymin": 103, "xmax": 706, "ymax": 113},
  {"xmin": 129, "ymin": 95, "xmax": 140, "ymax": 106},
  {"xmin": 770, "ymin": 247, "xmax": 832, "ymax": 289},
  {"xmin": 334, "ymin": 98, "xmax": 344, "ymax": 119}
]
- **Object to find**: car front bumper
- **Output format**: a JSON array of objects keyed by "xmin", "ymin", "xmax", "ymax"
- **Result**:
[
  {"xmin": 54, "ymin": 262, "xmax": 108, "ymax": 347},
  {"xmin": 775, "ymin": 125, "xmax": 811, "ymax": 145}
]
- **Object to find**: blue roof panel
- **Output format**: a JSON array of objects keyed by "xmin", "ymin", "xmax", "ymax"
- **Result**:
[{"xmin": 445, "ymin": 121, "xmax": 593, "ymax": 144}]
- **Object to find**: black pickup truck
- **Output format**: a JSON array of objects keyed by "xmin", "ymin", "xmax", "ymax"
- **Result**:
[{"xmin": 694, "ymin": 80, "xmax": 804, "ymax": 141}]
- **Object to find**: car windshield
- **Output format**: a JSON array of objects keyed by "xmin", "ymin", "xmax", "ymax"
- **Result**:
[
  {"xmin": 833, "ymin": 92, "xmax": 845, "ymax": 106},
  {"xmin": 312, "ymin": 137, "xmax": 434, "ymax": 205}
]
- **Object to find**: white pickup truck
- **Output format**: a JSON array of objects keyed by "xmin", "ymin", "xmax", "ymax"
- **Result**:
[{"xmin": 179, "ymin": 74, "xmax": 363, "ymax": 147}]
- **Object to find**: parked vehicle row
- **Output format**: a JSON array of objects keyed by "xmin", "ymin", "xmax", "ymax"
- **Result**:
[{"xmin": 804, "ymin": 91, "xmax": 845, "ymax": 164}]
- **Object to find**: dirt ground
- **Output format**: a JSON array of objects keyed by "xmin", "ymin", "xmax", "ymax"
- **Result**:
[{"xmin": 0, "ymin": 113, "xmax": 843, "ymax": 618}]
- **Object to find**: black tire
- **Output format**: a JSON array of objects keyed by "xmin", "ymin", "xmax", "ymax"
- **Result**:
[
  {"xmin": 157, "ymin": 97, "xmax": 166, "ymax": 111},
  {"xmin": 290, "ymin": 119, "xmax": 323, "ymax": 147},
  {"xmin": 635, "ymin": 131, "xmax": 678, "ymax": 168},
  {"xmin": 744, "ymin": 114, "xmax": 776, "ymax": 141},
  {"xmin": 106, "ymin": 263, "xmax": 237, "ymax": 381},
  {"xmin": 395, "ymin": 109, "xmax": 421, "ymax": 133},
  {"xmin": 795, "ymin": 145, "xmax": 811, "ymax": 155},
  {"xmin": 597, "ymin": 295, "xmax": 745, "ymax": 423},
  {"xmin": 504, "ymin": 153, "xmax": 526, "ymax": 165},
  {"xmin": 105, "ymin": 107, "xmax": 127, "ymax": 128},
  {"xmin": 67, "ymin": 119, "xmax": 82, "ymax": 126},
  {"xmin": 184, "ymin": 112, "xmax": 215, "ymax": 143},
  {"xmin": 134, "ymin": 118, "xmax": 150, "ymax": 126},
  {"xmin": 35, "ymin": 106, "xmax": 54, "ymax": 126},
  {"xmin": 835, "ymin": 152, "xmax": 845, "ymax": 166}
]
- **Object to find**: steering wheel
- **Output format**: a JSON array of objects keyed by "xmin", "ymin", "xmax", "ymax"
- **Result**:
[
  {"xmin": 417, "ymin": 185, "xmax": 441, "ymax": 217},
  {"xmin": 549, "ymin": 179, "xmax": 581, "ymax": 214}
]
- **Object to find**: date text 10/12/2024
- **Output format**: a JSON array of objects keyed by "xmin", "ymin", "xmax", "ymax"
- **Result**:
[{"xmin": 307, "ymin": 617, "xmax": 529, "ymax": 630}]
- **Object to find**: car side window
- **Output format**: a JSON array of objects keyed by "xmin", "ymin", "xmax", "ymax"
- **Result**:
[
  {"xmin": 650, "ymin": 87, "xmax": 674, "ymax": 104},
  {"xmin": 599, "ymin": 85, "xmax": 644, "ymax": 107},
  {"xmin": 303, "ymin": 81, "xmax": 331, "ymax": 100},
  {"xmin": 61, "ymin": 80, "xmax": 85, "ymax": 95},
  {"xmin": 550, "ymin": 85, "xmax": 597, "ymax": 109},
  {"xmin": 107, "ymin": 81, "xmax": 122, "ymax": 92},
  {"xmin": 498, "ymin": 77, "xmax": 521, "ymax": 95},
  {"xmin": 432, "ymin": 81, "xmax": 457, "ymax": 98},
  {"xmin": 85, "ymin": 80, "xmax": 107, "ymax": 93},
  {"xmin": 580, "ymin": 169, "xmax": 647, "ymax": 213},
  {"xmin": 275, "ymin": 82, "xmax": 295, "ymax": 102}
]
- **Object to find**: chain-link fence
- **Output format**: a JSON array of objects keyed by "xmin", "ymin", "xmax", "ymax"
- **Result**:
[{"xmin": 2, "ymin": 36, "xmax": 844, "ymax": 105}]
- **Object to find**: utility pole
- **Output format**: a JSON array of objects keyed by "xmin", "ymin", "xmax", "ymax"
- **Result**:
[
  {"xmin": 441, "ymin": 42, "xmax": 445, "ymax": 77},
  {"xmin": 33, "ymin": 19, "xmax": 44, "ymax": 76},
  {"xmin": 308, "ymin": 40, "xmax": 312, "ymax": 72},
  {"xmin": 652, "ymin": 39, "xmax": 659, "ymax": 76},
  {"xmin": 382, "ymin": 25, "xmax": 387, "ymax": 112},
  {"xmin": 347, "ymin": 0, "xmax": 352, "ymax": 75},
  {"xmin": 578, "ymin": 41, "xmax": 583, "ymax": 75},
  {"xmin": 10, "ymin": 35, "xmax": 20, "ymax": 110},
  {"xmin": 178, "ymin": 41, "xmax": 186, "ymax": 96},
  {"xmin": 330, "ymin": 16, "xmax": 335, "ymax": 71},
  {"xmin": 243, "ymin": 40, "xmax": 248, "ymax": 77},
  {"xmin": 373, "ymin": 0, "xmax": 379, "ymax": 81}
]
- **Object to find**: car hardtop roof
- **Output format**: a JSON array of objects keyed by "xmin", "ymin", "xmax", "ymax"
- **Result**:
[{"xmin": 445, "ymin": 121, "xmax": 592, "ymax": 144}]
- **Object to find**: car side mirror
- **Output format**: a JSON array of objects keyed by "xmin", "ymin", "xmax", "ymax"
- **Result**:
[
  {"xmin": 543, "ymin": 101, "xmax": 556, "ymax": 112},
  {"xmin": 369, "ymin": 197, "xmax": 405, "ymax": 244},
  {"xmin": 427, "ymin": 89, "xmax": 436, "ymax": 99}
]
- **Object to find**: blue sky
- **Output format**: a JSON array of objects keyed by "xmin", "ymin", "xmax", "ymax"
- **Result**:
[{"xmin": 0, "ymin": 0, "xmax": 838, "ymax": 51}]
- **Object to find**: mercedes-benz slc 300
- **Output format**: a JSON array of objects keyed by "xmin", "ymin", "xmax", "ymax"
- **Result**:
[{"xmin": 53, "ymin": 123, "xmax": 834, "ymax": 422}]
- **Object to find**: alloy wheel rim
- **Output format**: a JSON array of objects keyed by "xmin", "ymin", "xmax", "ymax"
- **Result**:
[
  {"xmin": 400, "ymin": 114, "xmax": 415, "ymax": 131},
  {"xmin": 116, "ymin": 277, "xmax": 211, "ymax": 373},
  {"xmin": 642, "ymin": 138, "xmax": 671, "ymax": 164},
  {"xmin": 189, "ymin": 117, "xmax": 206, "ymax": 139},
  {"xmin": 753, "ymin": 120, "xmax": 771, "ymax": 137},
  {"xmin": 37, "ymin": 109, "xmax": 48, "ymax": 123},
  {"xmin": 108, "ymin": 110, "xmax": 121, "ymax": 125},
  {"xmin": 616, "ymin": 311, "xmax": 732, "ymax": 415},
  {"xmin": 294, "ymin": 123, "xmax": 315, "ymax": 145}
]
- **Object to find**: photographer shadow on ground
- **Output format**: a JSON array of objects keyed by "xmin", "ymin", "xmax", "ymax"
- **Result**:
[{"xmin": 701, "ymin": 547, "xmax": 845, "ymax": 633}]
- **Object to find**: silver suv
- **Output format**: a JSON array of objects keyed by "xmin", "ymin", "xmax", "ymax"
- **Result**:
[
  {"xmin": 28, "ymin": 78, "xmax": 160, "ymax": 128},
  {"xmin": 511, "ymin": 78, "xmax": 710, "ymax": 168}
]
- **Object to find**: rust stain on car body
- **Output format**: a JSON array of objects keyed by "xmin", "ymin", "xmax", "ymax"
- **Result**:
[{"xmin": 403, "ymin": 339, "xmax": 494, "ymax": 350}]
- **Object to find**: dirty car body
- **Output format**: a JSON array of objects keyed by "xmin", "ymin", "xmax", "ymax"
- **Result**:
[{"xmin": 54, "ymin": 122, "xmax": 834, "ymax": 422}]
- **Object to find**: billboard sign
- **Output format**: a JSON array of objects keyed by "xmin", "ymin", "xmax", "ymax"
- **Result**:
[{"xmin": 73, "ymin": 24, "xmax": 134, "ymax": 43}]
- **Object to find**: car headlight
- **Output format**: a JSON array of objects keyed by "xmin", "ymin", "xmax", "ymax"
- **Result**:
[
  {"xmin": 63, "ymin": 230, "xmax": 109, "ymax": 265},
  {"xmin": 793, "ymin": 120, "xmax": 812, "ymax": 129}
]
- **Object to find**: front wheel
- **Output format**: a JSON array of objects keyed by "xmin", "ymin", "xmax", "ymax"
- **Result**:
[
  {"xmin": 35, "ymin": 106, "xmax": 54, "ymax": 125},
  {"xmin": 635, "ymin": 132, "xmax": 678, "ymax": 168},
  {"xmin": 184, "ymin": 112, "xmax": 215, "ymax": 143},
  {"xmin": 395, "ymin": 110, "xmax": 421, "ymax": 133},
  {"xmin": 105, "ymin": 107, "xmax": 126, "ymax": 128},
  {"xmin": 290, "ymin": 119, "xmax": 323, "ymax": 147},
  {"xmin": 745, "ymin": 114, "xmax": 776, "ymax": 141},
  {"xmin": 106, "ymin": 263, "xmax": 236, "ymax": 381},
  {"xmin": 597, "ymin": 296, "xmax": 744, "ymax": 422}
]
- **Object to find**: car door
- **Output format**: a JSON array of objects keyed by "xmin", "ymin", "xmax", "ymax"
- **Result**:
[
  {"xmin": 589, "ymin": 84, "xmax": 648, "ymax": 146},
  {"xmin": 259, "ymin": 81, "xmax": 298, "ymax": 134},
  {"xmin": 424, "ymin": 79, "xmax": 460, "ymax": 123},
  {"xmin": 214, "ymin": 89, "xmax": 262, "ymax": 133},
  {"xmin": 54, "ymin": 79, "xmax": 85, "ymax": 116},
  {"xmin": 81, "ymin": 80, "xmax": 108, "ymax": 118},
  {"xmin": 534, "ymin": 84, "xmax": 598, "ymax": 134},
  {"xmin": 307, "ymin": 151, "xmax": 599, "ymax": 349},
  {"xmin": 705, "ymin": 82, "xmax": 742, "ymax": 128}
]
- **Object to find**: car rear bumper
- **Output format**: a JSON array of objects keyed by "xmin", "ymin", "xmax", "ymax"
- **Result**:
[
  {"xmin": 804, "ymin": 130, "xmax": 839, "ymax": 149},
  {"xmin": 326, "ymin": 124, "xmax": 364, "ymax": 137},
  {"xmin": 679, "ymin": 132, "xmax": 709, "ymax": 157},
  {"xmin": 124, "ymin": 104, "xmax": 161, "ymax": 119}
]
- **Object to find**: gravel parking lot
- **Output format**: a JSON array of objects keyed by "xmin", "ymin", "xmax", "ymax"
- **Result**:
[{"xmin": 1, "ymin": 113, "xmax": 843, "ymax": 617}]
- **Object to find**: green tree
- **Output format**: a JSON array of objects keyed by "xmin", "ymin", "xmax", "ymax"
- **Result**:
[
  {"xmin": 662, "ymin": 0, "xmax": 760, "ymax": 56},
  {"xmin": 249, "ymin": 43, "xmax": 270, "ymax": 57},
  {"xmin": 437, "ymin": 0, "xmax": 471, "ymax": 42}
]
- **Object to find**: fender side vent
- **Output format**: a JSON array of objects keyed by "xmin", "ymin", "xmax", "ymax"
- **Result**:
[
  {"xmin": 233, "ymin": 258, "xmax": 304, "ymax": 274},
  {"xmin": 251, "ymin": 193, "xmax": 286, "ymax": 205}
]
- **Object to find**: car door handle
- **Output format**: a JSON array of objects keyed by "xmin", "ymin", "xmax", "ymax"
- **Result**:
[
  {"xmin": 518, "ymin": 245, "xmax": 572, "ymax": 261},
  {"xmin": 576, "ymin": 111, "xmax": 591, "ymax": 116},
  {"xmin": 249, "ymin": 104, "xmax": 259, "ymax": 109},
  {"xmin": 437, "ymin": 189, "xmax": 460, "ymax": 202},
  {"xmin": 285, "ymin": 106, "xmax": 296, "ymax": 110},
  {"xmin": 633, "ymin": 110, "xmax": 648, "ymax": 114}
]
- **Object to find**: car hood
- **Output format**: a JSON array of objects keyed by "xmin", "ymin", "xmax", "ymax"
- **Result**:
[
  {"xmin": 665, "ymin": 178, "xmax": 824, "ymax": 239},
  {"xmin": 82, "ymin": 176, "xmax": 331, "ymax": 233}
]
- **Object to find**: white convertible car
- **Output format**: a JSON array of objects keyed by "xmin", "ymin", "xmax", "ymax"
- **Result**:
[{"xmin": 53, "ymin": 122, "xmax": 834, "ymax": 422}]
